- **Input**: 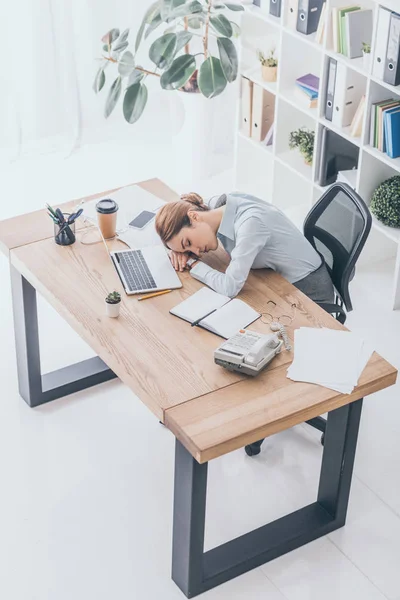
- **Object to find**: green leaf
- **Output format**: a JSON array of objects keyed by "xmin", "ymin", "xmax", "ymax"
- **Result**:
[
  {"xmin": 160, "ymin": 54, "xmax": 196, "ymax": 90},
  {"xmin": 93, "ymin": 67, "xmax": 106, "ymax": 93},
  {"xmin": 118, "ymin": 51, "xmax": 136, "ymax": 77},
  {"xmin": 112, "ymin": 40, "xmax": 129, "ymax": 53},
  {"xmin": 175, "ymin": 31, "xmax": 192, "ymax": 54},
  {"xmin": 161, "ymin": 0, "xmax": 185, "ymax": 21},
  {"xmin": 149, "ymin": 33, "xmax": 177, "ymax": 68},
  {"xmin": 145, "ymin": 11, "xmax": 162, "ymax": 39},
  {"xmin": 127, "ymin": 68, "xmax": 145, "ymax": 87},
  {"xmin": 135, "ymin": 1, "xmax": 160, "ymax": 52},
  {"xmin": 217, "ymin": 37, "xmax": 238, "ymax": 82},
  {"xmin": 224, "ymin": 3, "xmax": 244, "ymax": 10},
  {"xmin": 169, "ymin": 0, "xmax": 203, "ymax": 19},
  {"xmin": 230, "ymin": 21, "xmax": 241, "ymax": 37},
  {"xmin": 187, "ymin": 15, "xmax": 204, "ymax": 28},
  {"xmin": 104, "ymin": 76, "xmax": 122, "ymax": 118},
  {"xmin": 101, "ymin": 28, "xmax": 120, "ymax": 45},
  {"xmin": 102, "ymin": 44, "xmax": 109, "ymax": 52},
  {"xmin": 116, "ymin": 28, "xmax": 130, "ymax": 44},
  {"xmin": 198, "ymin": 57, "xmax": 227, "ymax": 98},
  {"xmin": 123, "ymin": 83, "xmax": 148, "ymax": 124},
  {"xmin": 210, "ymin": 14, "xmax": 233, "ymax": 37}
]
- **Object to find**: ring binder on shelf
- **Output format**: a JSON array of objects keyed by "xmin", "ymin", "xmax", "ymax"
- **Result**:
[
  {"xmin": 384, "ymin": 11, "xmax": 400, "ymax": 87},
  {"xmin": 296, "ymin": 0, "xmax": 324, "ymax": 35}
]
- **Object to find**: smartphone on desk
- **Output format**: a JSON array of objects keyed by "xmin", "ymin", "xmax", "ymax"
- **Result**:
[{"xmin": 129, "ymin": 210, "xmax": 155, "ymax": 229}]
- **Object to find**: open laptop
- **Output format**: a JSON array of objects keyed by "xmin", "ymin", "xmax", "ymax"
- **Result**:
[{"xmin": 99, "ymin": 229, "xmax": 182, "ymax": 295}]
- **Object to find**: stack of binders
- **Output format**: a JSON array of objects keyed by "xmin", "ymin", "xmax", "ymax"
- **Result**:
[
  {"xmin": 324, "ymin": 58, "xmax": 365, "ymax": 128},
  {"xmin": 369, "ymin": 98, "xmax": 400, "ymax": 159},
  {"xmin": 331, "ymin": 6, "xmax": 373, "ymax": 59},
  {"xmin": 373, "ymin": 8, "xmax": 400, "ymax": 87},
  {"xmin": 240, "ymin": 77, "xmax": 275, "ymax": 147},
  {"xmin": 286, "ymin": 0, "xmax": 325, "ymax": 36},
  {"xmin": 295, "ymin": 73, "xmax": 319, "ymax": 108}
]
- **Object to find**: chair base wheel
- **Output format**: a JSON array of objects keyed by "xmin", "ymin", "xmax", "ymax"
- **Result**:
[
  {"xmin": 321, "ymin": 433, "xmax": 325, "ymax": 446},
  {"xmin": 245, "ymin": 444, "xmax": 261, "ymax": 457}
]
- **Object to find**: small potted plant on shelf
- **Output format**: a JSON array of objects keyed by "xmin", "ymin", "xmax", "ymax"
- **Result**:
[
  {"xmin": 257, "ymin": 48, "xmax": 278, "ymax": 83},
  {"xmin": 362, "ymin": 42, "xmax": 371, "ymax": 70},
  {"xmin": 289, "ymin": 127, "xmax": 315, "ymax": 166},
  {"xmin": 105, "ymin": 291, "xmax": 121, "ymax": 318}
]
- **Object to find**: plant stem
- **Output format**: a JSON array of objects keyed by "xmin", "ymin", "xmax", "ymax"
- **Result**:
[
  {"xmin": 203, "ymin": 0, "xmax": 212, "ymax": 59},
  {"xmin": 102, "ymin": 55, "xmax": 160, "ymax": 77},
  {"xmin": 184, "ymin": 17, "xmax": 190, "ymax": 54}
]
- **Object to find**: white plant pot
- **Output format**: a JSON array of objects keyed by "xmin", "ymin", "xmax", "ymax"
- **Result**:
[
  {"xmin": 363, "ymin": 52, "xmax": 371, "ymax": 71},
  {"xmin": 105, "ymin": 301, "xmax": 121, "ymax": 318},
  {"xmin": 168, "ymin": 87, "xmax": 236, "ymax": 185}
]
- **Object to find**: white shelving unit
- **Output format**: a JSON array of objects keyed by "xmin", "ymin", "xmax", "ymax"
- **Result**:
[{"xmin": 234, "ymin": 0, "xmax": 400, "ymax": 309}]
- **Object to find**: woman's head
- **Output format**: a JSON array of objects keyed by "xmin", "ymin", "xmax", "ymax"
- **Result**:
[{"xmin": 155, "ymin": 193, "xmax": 219, "ymax": 256}]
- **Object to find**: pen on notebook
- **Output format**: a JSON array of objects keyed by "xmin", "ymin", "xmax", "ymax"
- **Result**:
[
  {"xmin": 191, "ymin": 309, "xmax": 217, "ymax": 327},
  {"xmin": 138, "ymin": 289, "xmax": 172, "ymax": 301}
]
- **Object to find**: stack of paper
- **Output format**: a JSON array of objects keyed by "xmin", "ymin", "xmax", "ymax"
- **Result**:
[{"xmin": 287, "ymin": 328, "xmax": 373, "ymax": 394}]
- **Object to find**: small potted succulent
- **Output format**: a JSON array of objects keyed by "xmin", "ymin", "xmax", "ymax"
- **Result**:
[
  {"xmin": 257, "ymin": 48, "xmax": 278, "ymax": 83},
  {"xmin": 105, "ymin": 291, "xmax": 121, "ymax": 318},
  {"xmin": 362, "ymin": 42, "xmax": 371, "ymax": 71},
  {"xmin": 289, "ymin": 127, "xmax": 315, "ymax": 166}
]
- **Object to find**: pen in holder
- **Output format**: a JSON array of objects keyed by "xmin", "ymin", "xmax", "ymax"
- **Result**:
[
  {"xmin": 54, "ymin": 215, "xmax": 76, "ymax": 246},
  {"xmin": 46, "ymin": 204, "xmax": 83, "ymax": 247}
]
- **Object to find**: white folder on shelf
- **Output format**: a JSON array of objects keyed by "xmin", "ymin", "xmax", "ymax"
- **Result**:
[
  {"xmin": 240, "ymin": 76, "xmax": 253, "ymax": 137},
  {"xmin": 251, "ymin": 85, "xmax": 275, "ymax": 142},
  {"xmin": 332, "ymin": 63, "xmax": 365, "ymax": 128},
  {"xmin": 287, "ymin": 0, "xmax": 298, "ymax": 30},
  {"xmin": 373, "ymin": 6, "xmax": 392, "ymax": 81},
  {"xmin": 345, "ymin": 9, "xmax": 373, "ymax": 59}
]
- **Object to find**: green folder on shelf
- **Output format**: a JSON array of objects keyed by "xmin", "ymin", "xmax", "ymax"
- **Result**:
[{"xmin": 338, "ymin": 6, "xmax": 360, "ymax": 55}]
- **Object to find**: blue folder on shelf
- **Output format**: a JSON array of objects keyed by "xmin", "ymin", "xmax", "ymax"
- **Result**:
[
  {"xmin": 295, "ymin": 83, "xmax": 318, "ymax": 99},
  {"xmin": 384, "ymin": 108, "xmax": 400, "ymax": 159}
]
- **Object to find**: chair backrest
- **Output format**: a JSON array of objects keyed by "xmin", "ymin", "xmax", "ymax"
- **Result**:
[{"xmin": 303, "ymin": 183, "xmax": 371, "ymax": 312}]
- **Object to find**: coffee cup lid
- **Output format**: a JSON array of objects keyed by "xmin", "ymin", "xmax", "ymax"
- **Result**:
[{"xmin": 96, "ymin": 199, "xmax": 119, "ymax": 214}]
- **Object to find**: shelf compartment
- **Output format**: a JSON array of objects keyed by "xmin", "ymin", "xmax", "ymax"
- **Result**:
[
  {"xmin": 358, "ymin": 149, "xmax": 400, "ymax": 243},
  {"xmin": 237, "ymin": 130, "xmax": 274, "ymax": 155},
  {"xmin": 242, "ymin": 65, "xmax": 278, "ymax": 96},
  {"xmin": 275, "ymin": 99, "xmax": 317, "ymax": 182},
  {"xmin": 272, "ymin": 160, "xmax": 312, "ymax": 228},
  {"xmin": 245, "ymin": 4, "xmax": 282, "ymax": 29}
]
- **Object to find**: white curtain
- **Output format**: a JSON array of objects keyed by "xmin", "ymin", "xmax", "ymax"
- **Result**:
[{"xmin": 0, "ymin": 0, "xmax": 159, "ymax": 162}]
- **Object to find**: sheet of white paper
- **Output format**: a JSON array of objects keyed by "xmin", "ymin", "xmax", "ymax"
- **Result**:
[
  {"xmin": 201, "ymin": 299, "xmax": 260, "ymax": 339},
  {"xmin": 170, "ymin": 288, "xmax": 230, "ymax": 324},
  {"xmin": 287, "ymin": 327, "xmax": 373, "ymax": 393}
]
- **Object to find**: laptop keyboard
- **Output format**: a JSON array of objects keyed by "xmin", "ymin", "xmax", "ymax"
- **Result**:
[{"xmin": 116, "ymin": 250, "xmax": 157, "ymax": 291}]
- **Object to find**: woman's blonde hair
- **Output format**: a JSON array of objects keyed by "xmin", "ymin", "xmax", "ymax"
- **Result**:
[{"xmin": 156, "ymin": 193, "xmax": 209, "ymax": 245}]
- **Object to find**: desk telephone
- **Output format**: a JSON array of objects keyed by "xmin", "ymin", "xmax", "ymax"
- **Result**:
[{"xmin": 214, "ymin": 330, "xmax": 283, "ymax": 376}]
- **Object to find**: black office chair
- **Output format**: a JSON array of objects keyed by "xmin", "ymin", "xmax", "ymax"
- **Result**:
[{"xmin": 245, "ymin": 183, "xmax": 372, "ymax": 455}]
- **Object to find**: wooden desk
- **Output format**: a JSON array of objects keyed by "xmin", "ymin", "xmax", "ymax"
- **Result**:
[{"xmin": 0, "ymin": 178, "xmax": 397, "ymax": 598}]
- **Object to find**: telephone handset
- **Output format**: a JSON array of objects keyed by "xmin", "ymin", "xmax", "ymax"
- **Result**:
[{"xmin": 214, "ymin": 330, "xmax": 283, "ymax": 376}]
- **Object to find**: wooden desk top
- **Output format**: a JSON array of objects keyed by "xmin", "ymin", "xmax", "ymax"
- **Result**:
[{"xmin": 1, "ymin": 178, "xmax": 397, "ymax": 462}]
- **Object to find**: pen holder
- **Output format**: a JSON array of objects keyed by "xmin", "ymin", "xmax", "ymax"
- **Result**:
[{"xmin": 54, "ymin": 215, "xmax": 76, "ymax": 246}]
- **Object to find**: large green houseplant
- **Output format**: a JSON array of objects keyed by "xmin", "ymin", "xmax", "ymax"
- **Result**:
[{"xmin": 93, "ymin": 0, "xmax": 242, "ymax": 124}]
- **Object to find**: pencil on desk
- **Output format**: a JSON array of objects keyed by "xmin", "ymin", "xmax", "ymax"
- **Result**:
[{"xmin": 138, "ymin": 289, "xmax": 172, "ymax": 301}]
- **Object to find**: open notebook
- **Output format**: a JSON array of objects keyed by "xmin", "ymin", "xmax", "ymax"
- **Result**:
[{"xmin": 170, "ymin": 288, "xmax": 260, "ymax": 339}]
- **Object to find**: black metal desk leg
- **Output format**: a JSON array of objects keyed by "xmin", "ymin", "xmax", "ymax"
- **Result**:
[
  {"xmin": 318, "ymin": 399, "xmax": 363, "ymax": 525},
  {"xmin": 11, "ymin": 266, "xmax": 117, "ymax": 408},
  {"xmin": 172, "ymin": 440, "xmax": 207, "ymax": 598},
  {"xmin": 172, "ymin": 399, "xmax": 363, "ymax": 598}
]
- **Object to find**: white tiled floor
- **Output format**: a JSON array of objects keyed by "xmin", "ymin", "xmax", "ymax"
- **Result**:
[{"xmin": 0, "ymin": 149, "xmax": 399, "ymax": 600}]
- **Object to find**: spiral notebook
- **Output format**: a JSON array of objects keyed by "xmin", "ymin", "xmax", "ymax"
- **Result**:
[{"xmin": 170, "ymin": 288, "xmax": 260, "ymax": 339}]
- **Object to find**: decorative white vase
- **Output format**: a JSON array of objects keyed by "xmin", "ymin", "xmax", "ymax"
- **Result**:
[
  {"xmin": 105, "ymin": 301, "xmax": 121, "ymax": 318},
  {"xmin": 168, "ymin": 87, "xmax": 236, "ymax": 186},
  {"xmin": 363, "ymin": 51, "xmax": 371, "ymax": 72}
]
